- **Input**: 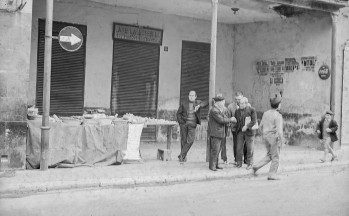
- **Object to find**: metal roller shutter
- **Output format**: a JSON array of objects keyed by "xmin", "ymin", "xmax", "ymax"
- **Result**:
[
  {"xmin": 180, "ymin": 41, "xmax": 210, "ymax": 118},
  {"xmin": 111, "ymin": 40, "xmax": 159, "ymax": 141},
  {"xmin": 36, "ymin": 19, "xmax": 86, "ymax": 116}
]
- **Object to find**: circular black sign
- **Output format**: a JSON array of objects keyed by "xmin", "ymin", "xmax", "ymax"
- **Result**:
[
  {"xmin": 58, "ymin": 26, "xmax": 83, "ymax": 52},
  {"xmin": 318, "ymin": 65, "xmax": 330, "ymax": 80}
]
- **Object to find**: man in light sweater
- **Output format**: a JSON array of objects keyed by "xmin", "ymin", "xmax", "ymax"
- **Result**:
[{"xmin": 253, "ymin": 94, "xmax": 284, "ymax": 180}]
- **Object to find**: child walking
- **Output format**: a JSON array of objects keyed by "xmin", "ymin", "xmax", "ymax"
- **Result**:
[
  {"xmin": 252, "ymin": 94, "xmax": 284, "ymax": 180},
  {"xmin": 316, "ymin": 110, "xmax": 338, "ymax": 162}
]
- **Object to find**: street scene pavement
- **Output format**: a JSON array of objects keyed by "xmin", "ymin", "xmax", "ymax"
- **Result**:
[
  {"xmin": 1, "ymin": 140, "xmax": 349, "ymax": 198},
  {"xmin": 1, "ymin": 165, "xmax": 348, "ymax": 216}
]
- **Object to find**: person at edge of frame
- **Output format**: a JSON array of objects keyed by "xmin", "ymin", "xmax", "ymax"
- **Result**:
[
  {"xmin": 207, "ymin": 96, "xmax": 236, "ymax": 171},
  {"xmin": 316, "ymin": 110, "xmax": 338, "ymax": 163},
  {"xmin": 176, "ymin": 90, "xmax": 209, "ymax": 162}
]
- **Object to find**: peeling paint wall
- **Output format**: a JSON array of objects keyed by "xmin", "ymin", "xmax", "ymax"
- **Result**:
[
  {"xmin": 0, "ymin": 1, "xmax": 33, "ymax": 170},
  {"xmin": 233, "ymin": 11, "xmax": 334, "ymax": 146}
]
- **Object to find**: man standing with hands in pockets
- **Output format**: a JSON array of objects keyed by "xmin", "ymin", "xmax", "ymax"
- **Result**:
[{"xmin": 177, "ymin": 90, "xmax": 208, "ymax": 162}]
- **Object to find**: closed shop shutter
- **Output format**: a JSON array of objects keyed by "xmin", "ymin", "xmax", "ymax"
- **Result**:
[
  {"xmin": 180, "ymin": 41, "xmax": 210, "ymax": 118},
  {"xmin": 111, "ymin": 40, "xmax": 160, "ymax": 141},
  {"xmin": 36, "ymin": 19, "xmax": 86, "ymax": 116}
]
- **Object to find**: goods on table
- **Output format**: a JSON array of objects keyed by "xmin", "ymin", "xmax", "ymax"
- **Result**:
[{"xmin": 122, "ymin": 113, "xmax": 177, "ymax": 125}]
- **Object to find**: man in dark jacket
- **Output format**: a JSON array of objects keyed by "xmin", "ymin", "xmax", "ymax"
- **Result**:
[
  {"xmin": 227, "ymin": 91, "xmax": 248, "ymax": 164},
  {"xmin": 235, "ymin": 97, "xmax": 257, "ymax": 169},
  {"xmin": 208, "ymin": 96, "xmax": 236, "ymax": 171},
  {"xmin": 177, "ymin": 90, "xmax": 208, "ymax": 162},
  {"xmin": 316, "ymin": 110, "xmax": 338, "ymax": 162}
]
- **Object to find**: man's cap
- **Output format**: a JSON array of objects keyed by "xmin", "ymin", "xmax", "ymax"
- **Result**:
[
  {"xmin": 326, "ymin": 110, "xmax": 334, "ymax": 115},
  {"xmin": 270, "ymin": 94, "xmax": 282, "ymax": 106},
  {"xmin": 213, "ymin": 96, "xmax": 225, "ymax": 102}
]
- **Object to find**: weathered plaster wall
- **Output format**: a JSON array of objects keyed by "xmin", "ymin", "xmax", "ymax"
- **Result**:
[
  {"xmin": 337, "ymin": 7, "xmax": 349, "ymax": 145},
  {"xmin": 233, "ymin": 12, "xmax": 333, "ymax": 146},
  {"xmin": 29, "ymin": 0, "xmax": 234, "ymax": 112},
  {"xmin": 0, "ymin": 1, "xmax": 33, "ymax": 170},
  {"xmin": 29, "ymin": 0, "xmax": 234, "ymax": 142}
]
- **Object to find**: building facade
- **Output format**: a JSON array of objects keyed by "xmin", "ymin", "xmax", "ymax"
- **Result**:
[{"xmin": 1, "ymin": 0, "xmax": 349, "ymax": 169}]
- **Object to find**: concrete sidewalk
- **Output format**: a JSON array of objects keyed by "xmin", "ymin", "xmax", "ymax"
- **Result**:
[{"xmin": 1, "ymin": 141, "xmax": 349, "ymax": 197}]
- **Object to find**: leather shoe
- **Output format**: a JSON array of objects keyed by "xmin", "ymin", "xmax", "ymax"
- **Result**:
[
  {"xmin": 267, "ymin": 175, "xmax": 281, "ymax": 180},
  {"xmin": 236, "ymin": 164, "xmax": 242, "ymax": 168},
  {"xmin": 209, "ymin": 167, "xmax": 217, "ymax": 171},
  {"xmin": 252, "ymin": 167, "xmax": 258, "ymax": 176},
  {"xmin": 216, "ymin": 165, "xmax": 223, "ymax": 169},
  {"xmin": 246, "ymin": 165, "xmax": 252, "ymax": 170},
  {"xmin": 178, "ymin": 155, "xmax": 185, "ymax": 163},
  {"xmin": 331, "ymin": 155, "xmax": 337, "ymax": 162}
]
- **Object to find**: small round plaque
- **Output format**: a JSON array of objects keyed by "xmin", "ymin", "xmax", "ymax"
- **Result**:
[{"xmin": 318, "ymin": 65, "xmax": 330, "ymax": 80}]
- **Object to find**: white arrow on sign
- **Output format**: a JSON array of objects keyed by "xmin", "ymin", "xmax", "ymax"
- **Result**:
[{"xmin": 59, "ymin": 33, "xmax": 81, "ymax": 46}]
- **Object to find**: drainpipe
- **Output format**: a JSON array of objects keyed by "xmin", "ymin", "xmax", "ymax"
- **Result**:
[
  {"xmin": 331, "ymin": 12, "xmax": 344, "ymax": 148},
  {"xmin": 330, "ymin": 13, "xmax": 337, "ymax": 114},
  {"xmin": 342, "ymin": 43, "xmax": 349, "ymax": 146},
  {"xmin": 40, "ymin": 0, "xmax": 53, "ymax": 170},
  {"xmin": 207, "ymin": 0, "xmax": 218, "ymax": 162}
]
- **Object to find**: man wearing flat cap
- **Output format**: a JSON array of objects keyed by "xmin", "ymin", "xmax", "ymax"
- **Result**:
[
  {"xmin": 253, "ymin": 94, "xmax": 284, "ymax": 180},
  {"xmin": 316, "ymin": 110, "xmax": 338, "ymax": 162},
  {"xmin": 208, "ymin": 96, "xmax": 236, "ymax": 171}
]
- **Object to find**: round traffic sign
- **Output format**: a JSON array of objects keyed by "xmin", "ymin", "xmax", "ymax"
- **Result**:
[
  {"xmin": 58, "ymin": 26, "xmax": 83, "ymax": 52},
  {"xmin": 318, "ymin": 65, "xmax": 330, "ymax": 80}
]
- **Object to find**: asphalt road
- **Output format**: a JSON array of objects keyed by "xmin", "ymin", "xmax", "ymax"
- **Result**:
[{"xmin": 1, "ymin": 166, "xmax": 348, "ymax": 216}]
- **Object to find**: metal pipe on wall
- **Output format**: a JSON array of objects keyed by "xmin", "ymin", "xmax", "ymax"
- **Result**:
[
  {"xmin": 330, "ymin": 13, "xmax": 337, "ymax": 114},
  {"xmin": 40, "ymin": 0, "xmax": 53, "ymax": 170}
]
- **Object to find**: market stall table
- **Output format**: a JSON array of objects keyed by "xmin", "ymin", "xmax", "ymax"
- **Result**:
[
  {"xmin": 144, "ymin": 122, "xmax": 178, "ymax": 161},
  {"xmin": 26, "ymin": 118, "xmax": 129, "ymax": 168}
]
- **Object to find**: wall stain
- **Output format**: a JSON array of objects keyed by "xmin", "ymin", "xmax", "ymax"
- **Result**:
[{"xmin": 257, "ymin": 111, "xmax": 319, "ymax": 146}]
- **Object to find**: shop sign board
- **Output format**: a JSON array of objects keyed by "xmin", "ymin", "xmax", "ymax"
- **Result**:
[{"xmin": 113, "ymin": 23, "xmax": 163, "ymax": 45}]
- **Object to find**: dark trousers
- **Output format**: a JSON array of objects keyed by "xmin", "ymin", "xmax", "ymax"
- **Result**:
[
  {"xmin": 236, "ymin": 131, "xmax": 255, "ymax": 165},
  {"xmin": 209, "ymin": 137, "xmax": 222, "ymax": 169},
  {"xmin": 232, "ymin": 131, "xmax": 247, "ymax": 163},
  {"xmin": 220, "ymin": 137, "xmax": 227, "ymax": 162},
  {"xmin": 179, "ymin": 124, "xmax": 196, "ymax": 159}
]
